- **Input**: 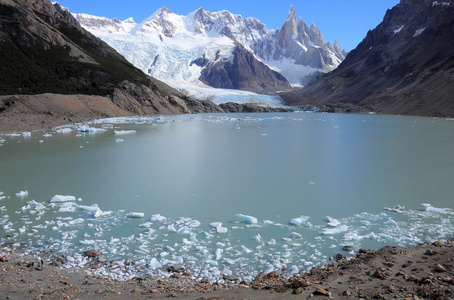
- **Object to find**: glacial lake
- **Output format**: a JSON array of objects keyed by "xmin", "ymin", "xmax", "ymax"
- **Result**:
[{"xmin": 1, "ymin": 112, "xmax": 454, "ymax": 281}]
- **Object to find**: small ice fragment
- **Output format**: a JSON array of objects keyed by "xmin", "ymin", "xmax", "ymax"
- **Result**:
[
  {"xmin": 384, "ymin": 205, "xmax": 405, "ymax": 213},
  {"xmin": 252, "ymin": 233, "xmax": 262, "ymax": 242},
  {"xmin": 50, "ymin": 195, "xmax": 76, "ymax": 203},
  {"xmin": 289, "ymin": 232, "xmax": 303, "ymax": 240},
  {"xmin": 127, "ymin": 212, "xmax": 144, "ymax": 218},
  {"xmin": 138, "ymin": 222, "xmax": 153, "ymax": 228},
  {"xmin": 215, "ymin": 248, "xmax": 223, "ymax": 260},
  {"xmin": 289, "ymin": 215, "xmax": 310, "ymax": 226},
  {"xmin": 321, "ymin": 224, "xmax": 348, "ymax": 235},
  {"xmin": 210, "ymin": 222, "xmax": 228, "ymax": 233},
  {"xmin": 241, "ymin": 245, "xmax": 252, "ymax": 253},
  {"xmin": 15, "ymin": 190, "xmax": 28, "ymax": 198},
  {"xmin": 236, "ymin": 214, "xmax": 258, "ymax": 224},
  {"xmin": 150, "ymin": 214, "xmax": 166, "ymax": 222},
  {"xmin": 267, "ymin": 239, "xmax": 276, "ymax": 245},
  {"xmin": 325, "ymin": 216, "xmax": 341, "ymax": 227},
  {"xmin": 114, "ymin": 130, "xmax": 136, "ymax": 135},
  {"xmin": 384, "ymin": 217, "xmax": 398, "ymax": 225}
]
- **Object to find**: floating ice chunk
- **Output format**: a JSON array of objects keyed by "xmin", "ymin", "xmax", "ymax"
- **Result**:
[
  {"xmin": 78, "ymin": 204, "xmax": 99, "ymax": 212},
  {"xmin": 210, "ymin": 222, "xmax": 228, "ymax": 233},
  {"xmin": 289, "ymin": 215, "xmax": 310, "ymax": 226},
  {"xmin": 321, "ymin": 224, "xmax": 348, "ymax": 235},
  {"xmin": 223, "ymin": 258, "xmax": 235, "ymax": 265},
  {"xmin": 150, "ymin": 214, "xmax": 166, "ymax": 222},
  {"xmin": 289, "ymin": 232, "xmax": 303, "ymax": 240},
  {"xmin": 138, "ymin": 222, "xmax": 153, "ymax": 228},
  {"xmin": 50, "ymin": 195, "xmax": 76, "ymax": 203},
  {"xmin": 187, "ymin": 220, "xmax": 201, "ymax": 228},
  {"xmin": 80, "ymin": 239, "xmax": 95, "ymax": 245},
  {"xmin": 114, "ymin": 130, "xmax": 136, "ymax": 135},
  {"xmin": 236, "ymin": 214, "xmax": 258, "ymax": 224},
  {"xmin": 68, "ymin": 218, "xmax": 84, "ymax": 225},
  {"xmin": 267, "ymin": 239, "xmax": 276, "ymax": 246},
  {"xmin": 27, "ymin": 200, "xmax": 46, "ymax": 211},
  {"xmin": 22, "ymin": 132, "xmax": 32, "ymax": 138},
  {"xmin": 384, "ymin": 205, "xmax": 405, "ymax": 213},
  {"xmin": 93, "ymin": 208, "xmax": 112, "ymax": 218},
  {"xmin": 148, "ymin": 258, "xmax": 162, "ymax": 270},
  {"xmin": 421, "ymin": 203, "xmax": 449, "ymax": 214},
  {"xmin": 215, "ymin": 248, "xmax": 223, "ymax": 260},
  {"xmin": 115, "ymin": 138, "xmax": 124, "ymax": 143},
  {"xmin": 384, "ymin": 217, "xmax": 398, "ymax": 226},
  {"xmin": 127, "ymin": 212, "xmax": 144, "ymax": 218},
  {"xmin": 241, "ymin": 245, "xmax": 252, "ymax": 254},
  {"xmin": 325, "ymin": 216, "xmax": 341, "ymax": 227},
  {"xmin": 15, "ymin": 190, "xmax": 28, "ymax": 198},
  {"xmin": 56, "ymin": 127, "xmax": 72, "ymax": 134},
  {"xmin": 252, "ymin": 233, "xmax": 262, "ymax": 242},
  {"xmin": 58, "ymin": 202, "xmax": 77, "ymax": 212}
]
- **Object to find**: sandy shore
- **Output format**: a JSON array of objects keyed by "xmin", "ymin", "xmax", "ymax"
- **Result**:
[{"xmin": 1, "ymin": 240, "xmax": 453, "ymax": 299}]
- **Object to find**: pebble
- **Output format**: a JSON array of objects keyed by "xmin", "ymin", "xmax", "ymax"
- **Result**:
[
  {"xmin": 342, "ymin": 245, "xmax": 354, "ymax": 251},
  {"xmin": 83, "ymin": 250, "xmax": 100, "ymax": 258},
  {"xmin": 434, "ymin": 263, "xmax": 447, "ymax": 273}
]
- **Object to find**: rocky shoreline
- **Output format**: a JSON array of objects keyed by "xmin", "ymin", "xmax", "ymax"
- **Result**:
[{"xmin": 1, "ymin": 239, "xmax": 453, "ymax": 299}]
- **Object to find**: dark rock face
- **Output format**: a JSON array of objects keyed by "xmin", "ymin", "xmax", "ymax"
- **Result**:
[
  {"xmin": 0, "ymin": 0, "xmax": 221, "ymax": 115},
  {"xmin": 200, "ymin": 44, "xmax": 291, "ymax": 93},
  {"xmin": 282, "ymin": 0, "xmax": 454, "ymax": 117},
  {"xmin": 219, "ymin": 102, "xmax": 292, "ymax": 113}
]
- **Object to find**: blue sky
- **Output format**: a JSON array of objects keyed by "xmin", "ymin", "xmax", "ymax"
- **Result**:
[{"xmin": 57, "ymin": 0, "xmax": 399, "ymax": 51}]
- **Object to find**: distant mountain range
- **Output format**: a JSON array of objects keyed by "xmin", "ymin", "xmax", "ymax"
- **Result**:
[
  {"xmin": 282, "ymin": 0, "xmax": 454, "ymax": 117},
  {"xmin": 73, "ymin": 6, "xmax": 346, "ymax": 94}
]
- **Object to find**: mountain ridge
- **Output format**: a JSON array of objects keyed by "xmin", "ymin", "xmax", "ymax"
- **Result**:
[
  {"xmin": 73, "ymin": 5, "xmax": 346, "ymax": 94},
  {"xmin": 281, "ymin": 0, "xmax": 454, "ymax": 117}
]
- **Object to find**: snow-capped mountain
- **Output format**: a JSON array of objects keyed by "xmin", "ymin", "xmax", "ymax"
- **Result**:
[{"xmin": 73, "ymin": 6, "xmax": 346, "ymax": 96}]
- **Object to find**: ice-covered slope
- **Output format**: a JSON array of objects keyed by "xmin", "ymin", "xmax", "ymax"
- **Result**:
[{"xmin": 73, "ymin": 6, "xmax": 346, "ymax": 96}]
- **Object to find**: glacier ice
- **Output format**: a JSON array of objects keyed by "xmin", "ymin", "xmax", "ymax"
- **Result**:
[{"xmin": 50, "ymin": 195, "xmax": 76, "ymax": 203}]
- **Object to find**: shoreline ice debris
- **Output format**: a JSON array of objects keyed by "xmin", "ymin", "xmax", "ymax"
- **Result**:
[
  {"xmin": 289, "ymin": 215, "xmax": 310, "ymax": 226},
  {"xmin": 235, "ymin": 214, "xmax": 258, "ymax": 224},
  {"xmin": 421, "ymin": 203, "xmax": 449, "ymax": 214}
]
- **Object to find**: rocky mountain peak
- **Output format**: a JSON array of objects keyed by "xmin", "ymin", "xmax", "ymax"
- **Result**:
[{"xmin": 282, "ymin": 0, "xmax": 454, "ymax": 117}]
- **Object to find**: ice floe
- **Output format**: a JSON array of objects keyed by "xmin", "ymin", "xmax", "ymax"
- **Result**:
[
  {"xmin": 289, "ymin": 215, "xmax": 310, "ymax": 226},
  {"xmin": 235, "ymin": 214, "xmax": 258, "ymax": 224}
]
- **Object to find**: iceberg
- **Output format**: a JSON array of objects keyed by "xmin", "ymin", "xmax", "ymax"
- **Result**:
[
  {"xmin": 148, "ymin": 258, "xmax": 162, "ymax": 270},
  {"xmin": 289, "ymin": 215, "xmax": 310, "ymax": 226},
  {"xmin": 421, "ymin": 203, "xmax": 449, "ymax": 214},
  {"xmin": 50, "ymin": 195, "xmax": 76, "ymax": 203},
  {"xmin": 236, "ymin": 214, "xmax": 258, "ymax": 224}
]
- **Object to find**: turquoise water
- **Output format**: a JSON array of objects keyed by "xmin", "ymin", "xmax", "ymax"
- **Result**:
[{"xmin": 1, "ymin": 113, "xmax": 454, "ymax": 280}]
